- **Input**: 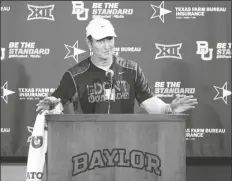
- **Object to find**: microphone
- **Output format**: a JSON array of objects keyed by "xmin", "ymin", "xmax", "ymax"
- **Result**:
[
  {"xmin": 105, "ymin": 69, "xmax": 114, "ymax": 82},
  {"xmin": 105, "ymin": 69, "xmax": 114, "ymax": 88},
  {"xmin": 105, "ymin": 69, "xmax": 114, "ymax": 114}
]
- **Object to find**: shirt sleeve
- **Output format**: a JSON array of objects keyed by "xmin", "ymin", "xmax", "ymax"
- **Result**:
[
  {"xmin": 51, "ymin": 71, "xmax": 76, "ymax": 106},
  {"xmin": 135, "ymin": 65, "xmax": 153, "ymax": 104}
]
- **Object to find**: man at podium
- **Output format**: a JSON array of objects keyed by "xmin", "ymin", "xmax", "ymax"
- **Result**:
[{"xmin": 36, "ymin": 17, "xmax": 197, "ymax": 114}]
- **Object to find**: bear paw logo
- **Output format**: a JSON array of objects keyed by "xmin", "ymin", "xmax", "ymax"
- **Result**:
[{"xmin": 31, "ymin": 136, "xmax": 43, "ymax": 149}]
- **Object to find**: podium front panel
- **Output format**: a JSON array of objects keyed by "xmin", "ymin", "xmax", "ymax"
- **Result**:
[{"xmin": 46, "ymin": 114, "xmax": 186, "ymax": 181}]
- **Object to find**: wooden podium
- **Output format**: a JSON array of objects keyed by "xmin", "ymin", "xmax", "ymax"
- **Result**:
[{"xmin": 45, "ymin": 114, "xmax": 187, "ymax": 181}]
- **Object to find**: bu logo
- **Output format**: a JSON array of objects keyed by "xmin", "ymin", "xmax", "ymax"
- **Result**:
[
  {"xmin": 155, "ymin": 43, "xmax": 182, "ymax": 59},
  {"xmin": 72, "ymin": 1, "xmax": 89, "ymax": 21},
  {"xmin": 31, "ymin": 136, "xmax": 43, "ymax": 149},
  {"xmin": 196, "ymin": 41, "xmax": 213, "ymax": 61},
  {"xmin": 1, "ymin": 48, "xmax": 5, "ymax": 60},
  {"xmin": 27, "ymin": 4, "xmax": 55, "ymax": 21}
]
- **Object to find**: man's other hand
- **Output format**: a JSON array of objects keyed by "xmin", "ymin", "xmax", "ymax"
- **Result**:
[
  {"xmin": 171, "ymin": 95, "xmax": 198, "ymax": 113},
  {"xmin": 36, "ymin": 97, "xmax": 61, "ymax": 114}
]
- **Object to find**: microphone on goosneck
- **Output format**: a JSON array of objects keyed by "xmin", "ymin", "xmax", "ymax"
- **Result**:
[
  {"xmin": 105, "ymin": 69, "xmax": 114, "ymax": 114},
  {"xmin": 105, "ymin": 69, "xmax": 114, "ymax": 87}
]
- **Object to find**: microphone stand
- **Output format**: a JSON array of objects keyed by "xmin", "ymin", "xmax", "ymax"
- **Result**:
[
  {"xmin": 105, "ymin": 69, "xmax": 114, "ymax": 114},
  {"xmin": 107, "ymin": 79, "xmax": 113, "ymax": 114}
]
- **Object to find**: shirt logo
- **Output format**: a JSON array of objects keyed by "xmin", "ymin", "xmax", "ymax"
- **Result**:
[
  {"xmin": 72, "ymin": 1, "xmax": 89, "ymax": 21},
  {"xmin": 27, "ymin": 4, "xmax": 55, "ymax": 21},
  {"xmin": 87, "ymin": 81, "xmax": 130, "ymax": 103},
  {"xmin": 155, "ymin": 43, "xmax": 182, "ymax": 59},
  {"xmin": 196, "ymin": 41, "xmax": 213, "ymax": 61}
]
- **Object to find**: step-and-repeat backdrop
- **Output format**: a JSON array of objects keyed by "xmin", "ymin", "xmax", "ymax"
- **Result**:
[{"xmin": 1, "ymin": 1, "xmax": 231, "ymax": 158}]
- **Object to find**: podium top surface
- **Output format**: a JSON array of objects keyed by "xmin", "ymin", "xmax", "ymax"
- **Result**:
[{"xmin": 45, "ymin": 114, "xmax": 188, "ymax": 122}]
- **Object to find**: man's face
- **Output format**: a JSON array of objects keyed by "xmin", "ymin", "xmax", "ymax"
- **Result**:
[{"xmin": 90, "ymin": 36, "xmax": 115, "ymax": 60}]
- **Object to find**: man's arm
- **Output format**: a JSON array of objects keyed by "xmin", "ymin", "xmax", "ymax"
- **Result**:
[
  {"xmin": 134, "ymin": 64, "xmax": 171, "ymax": 114},
  {"xmin": 141, "ymin": 94, "xmax": 198, "ymax": 114},
  {"xmin": 36, "ymin": 71, "xmax": 77, "ymax": 113},
  {"xmin": 51, "ymin": 71, "xmax": 77, "ymax": 106},
  {"xmin": 140, "ymin": 96, "xmax": 171, "ymax": 114},
  {"xmin": 134, "ymin": 64, "xmax": 198, "ymax": 114},
  {"xmin": 134, "ymin": 65, "xmax": 153, "ymax": 104}
]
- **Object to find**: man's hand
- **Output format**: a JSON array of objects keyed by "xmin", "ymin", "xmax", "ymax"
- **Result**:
[
  {"xmin": 36, "ymin": 97, "xmax": 62, "ymax": 114},
  {"xmin": 170, "ymin": 95, "xmax": 198, "ymax": 113}
]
